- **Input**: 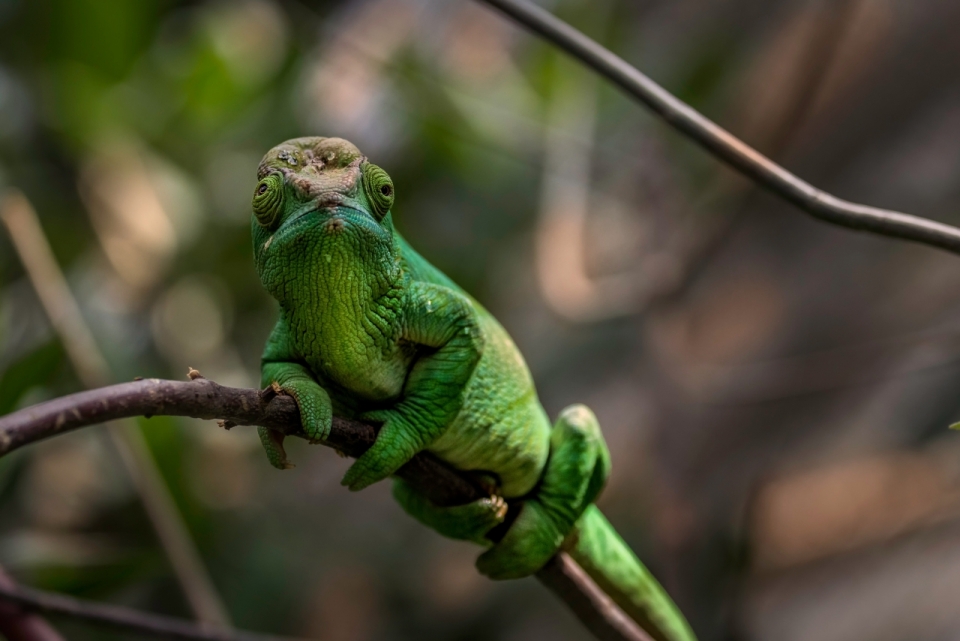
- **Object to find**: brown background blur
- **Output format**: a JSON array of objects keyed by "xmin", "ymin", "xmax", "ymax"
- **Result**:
[{"xmin": 2, "ymin": 0, "xmax": 960, "ymax": 639}]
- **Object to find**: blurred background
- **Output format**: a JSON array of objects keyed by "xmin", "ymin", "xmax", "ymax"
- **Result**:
[{"xmin": 2, "ymin": 0, "xmax": 960, "ymax": 639}]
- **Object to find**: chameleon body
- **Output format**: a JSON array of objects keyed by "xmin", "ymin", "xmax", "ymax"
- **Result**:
[{"xmin": 251, "ymin": 137, "xmax": 696, "ymax": 641}]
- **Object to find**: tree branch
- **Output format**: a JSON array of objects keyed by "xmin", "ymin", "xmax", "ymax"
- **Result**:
[
  {"xmin": 476, "ymin": 0, "xmax": 960, "ymax": 255},
  {"xmin": 0, "ymin": 580, "xmax": 296, "ymax": 641},
  {"xmin": 0, "ymin": 566, "xmax": 64, "ymax": 641},
  {"xmin": 0, "ymin": 377, "xmax": 654, "ymax": 641}
]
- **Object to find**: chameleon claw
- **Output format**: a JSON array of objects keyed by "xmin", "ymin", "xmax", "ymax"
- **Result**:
[{"xmin": 490, "ymin": 494, "xmax": 508, "ymax": 520}]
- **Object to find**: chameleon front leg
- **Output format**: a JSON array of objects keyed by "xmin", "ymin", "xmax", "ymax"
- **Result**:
[
  {"xmin": 341, "ymin": 283, "xmax": 483, "ymax": 491},
  {"xmin": 476, "ymin": 404, "xmax": 610, "ymax": 580},
  {"xmin": 258, "ymin": 320, "xmax": 333, "ymax": 469}
]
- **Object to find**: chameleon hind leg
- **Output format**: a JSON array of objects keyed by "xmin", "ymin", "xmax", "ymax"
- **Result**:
[{"xmin": 476, "ymin": 404, "xmax": 610, "ymax": 580}]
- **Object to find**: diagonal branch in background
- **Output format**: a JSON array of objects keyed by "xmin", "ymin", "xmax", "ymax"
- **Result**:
[
  {"xmin": 0, "ymin": 566, "xmax": 63, "ymax": 641},
  {"xmin": 0, "ymin": 576, "xmax": 298, "ymax": 641},
  {"xmin": 0, "ymin": 377, "xmax": 655, "ymax": 641},
  {"xmin": 633, "ymin": 0, "xmax": 868, "ymax": 317},
  {"xmin": 0, "ymin": 191, "xmax": 232, "ymax": 628},
  {"xmin": 476, "ymin": 0, "xmax": 960, "ymax": 256}
]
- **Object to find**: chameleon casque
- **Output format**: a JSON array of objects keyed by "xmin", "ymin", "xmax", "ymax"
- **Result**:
[{"xmin": 251, "ymin": 136, "xmax": 696, "ymax": 641}]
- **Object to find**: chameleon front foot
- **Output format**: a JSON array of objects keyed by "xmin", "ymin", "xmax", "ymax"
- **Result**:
[
  {"xmin": 256, "ymin": 368, "xmax": 333, "ymax": 468},
  {"xmin": 281, "ymin": 380, "xmax": 333, "ymax": 443},
  {"xmin": 341, "ymin": 409, "xmax": 423, "ymax": 491}
]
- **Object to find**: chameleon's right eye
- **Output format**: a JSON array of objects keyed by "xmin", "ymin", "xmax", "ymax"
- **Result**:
[{"xmin": 253, "ymin": 173, "xmax": 284, "ymax": 228}]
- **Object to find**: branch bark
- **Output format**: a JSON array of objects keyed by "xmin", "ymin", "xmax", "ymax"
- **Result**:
[
  {"xmin": 476, "ymin": 0, "xmax": 960, "ymax": 256},
  {"xmin": 0, "ymin": 377, "xmax": 654, "ymax": 641}
]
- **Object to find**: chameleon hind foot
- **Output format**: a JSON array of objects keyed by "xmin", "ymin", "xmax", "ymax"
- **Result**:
[
  {"xmin": 392, "ymin": 479, "xmax": 507, "ymax": 545},
  {"xmin": 477, "ymin": 404, "xmax": 610, "ymax": 580}
]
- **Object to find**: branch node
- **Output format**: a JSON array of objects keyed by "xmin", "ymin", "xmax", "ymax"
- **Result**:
[{"xmin": 259, "ymin": 386, "xmax": 276, "ymax": 402}]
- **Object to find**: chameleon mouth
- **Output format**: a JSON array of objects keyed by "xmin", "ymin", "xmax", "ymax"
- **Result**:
[
  {"xmin": 285, "ymin": 204, "xmax": 372, "ymax": 226},
  {"xmin": 274, "ymin": 205, "xmax": 379, "ymax": 245},
  {"xmin": 285, "ymin": 208, "xmax": 319, "ymax": 228}
]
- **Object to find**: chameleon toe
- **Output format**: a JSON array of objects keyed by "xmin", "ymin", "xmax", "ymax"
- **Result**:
[{"xmin": 257, "ymin": 426, "xmax": 295, "ymax": 470}]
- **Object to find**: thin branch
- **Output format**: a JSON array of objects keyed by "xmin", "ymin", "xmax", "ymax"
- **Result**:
[
  {"xmin": 0, "ymin": 190, "xmax": 232, "ymax": 628},
  {"xmin": 476, "ymin": 0, "xmax": 960, "ymax": 255},
  {"xmin": 0, "ymin": 377, "xmax": 482, "ymax": 506},
  {"xmin": 0, "ymin": 566, "xmax": 64, "ymax": 641},
  {"xmin": 538, "ymin": 554, "xmax": 654, "ymax": 641},
  {"xmin": 636, "ymin": 0, "xmax": 867, "ymax": 314},
  {"xmin": 0, "ymin": 580, "xmax": 297, "ymax": 641},
  {"xmin": 0, "ymin": 377, "xmax": 654, "ymax": 641}
]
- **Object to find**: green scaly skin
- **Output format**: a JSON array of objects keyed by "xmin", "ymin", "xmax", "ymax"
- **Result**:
[{"xmin": 251, "ymin": 137, "xmax": 696, "ymax": 641}]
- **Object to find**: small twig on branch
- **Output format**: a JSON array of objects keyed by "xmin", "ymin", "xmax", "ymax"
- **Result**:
[
  {"xmin": 0, "ymin": 580, "xmax": 297, "ymax": 641},
  {"xmin": 476, "ymin": 0, "xmax": 960, "ymax": 255},
  {"xmin": 0, "ymin": 377, "xmax": 654, "ymax": 641}
]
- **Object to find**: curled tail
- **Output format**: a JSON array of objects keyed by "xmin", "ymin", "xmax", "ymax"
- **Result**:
[{"xmin": 569, "ymin": 505, "xmax": 697, "ymax": 641}]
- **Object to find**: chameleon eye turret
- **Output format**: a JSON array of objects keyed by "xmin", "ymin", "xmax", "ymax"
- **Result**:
[
  {"xmin": 253, "ymin": 173, "xmax": 284, "ymax": 228},
  {"xmin": 361, "ymin": 162, "xmax": 394, "ymax": 221}
]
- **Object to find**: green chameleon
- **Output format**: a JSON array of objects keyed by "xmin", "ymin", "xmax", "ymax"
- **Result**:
[{"xmin": 251, "ymin": 137, "xmax": 696, "ymax": 641}]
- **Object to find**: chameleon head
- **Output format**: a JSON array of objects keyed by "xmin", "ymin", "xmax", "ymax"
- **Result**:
[{"xmin": 251, "ymin": 137, "xmax": 401, "ymax": 303}]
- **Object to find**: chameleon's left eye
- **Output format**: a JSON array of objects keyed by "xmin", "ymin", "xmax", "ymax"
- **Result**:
[
  {"xmin": 361, "ymin": 162, "xmax": 394, "ymax": 221},
  {"xmin": 253, "ymin": 173, "xmax": 284, "ymax": 228}
]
